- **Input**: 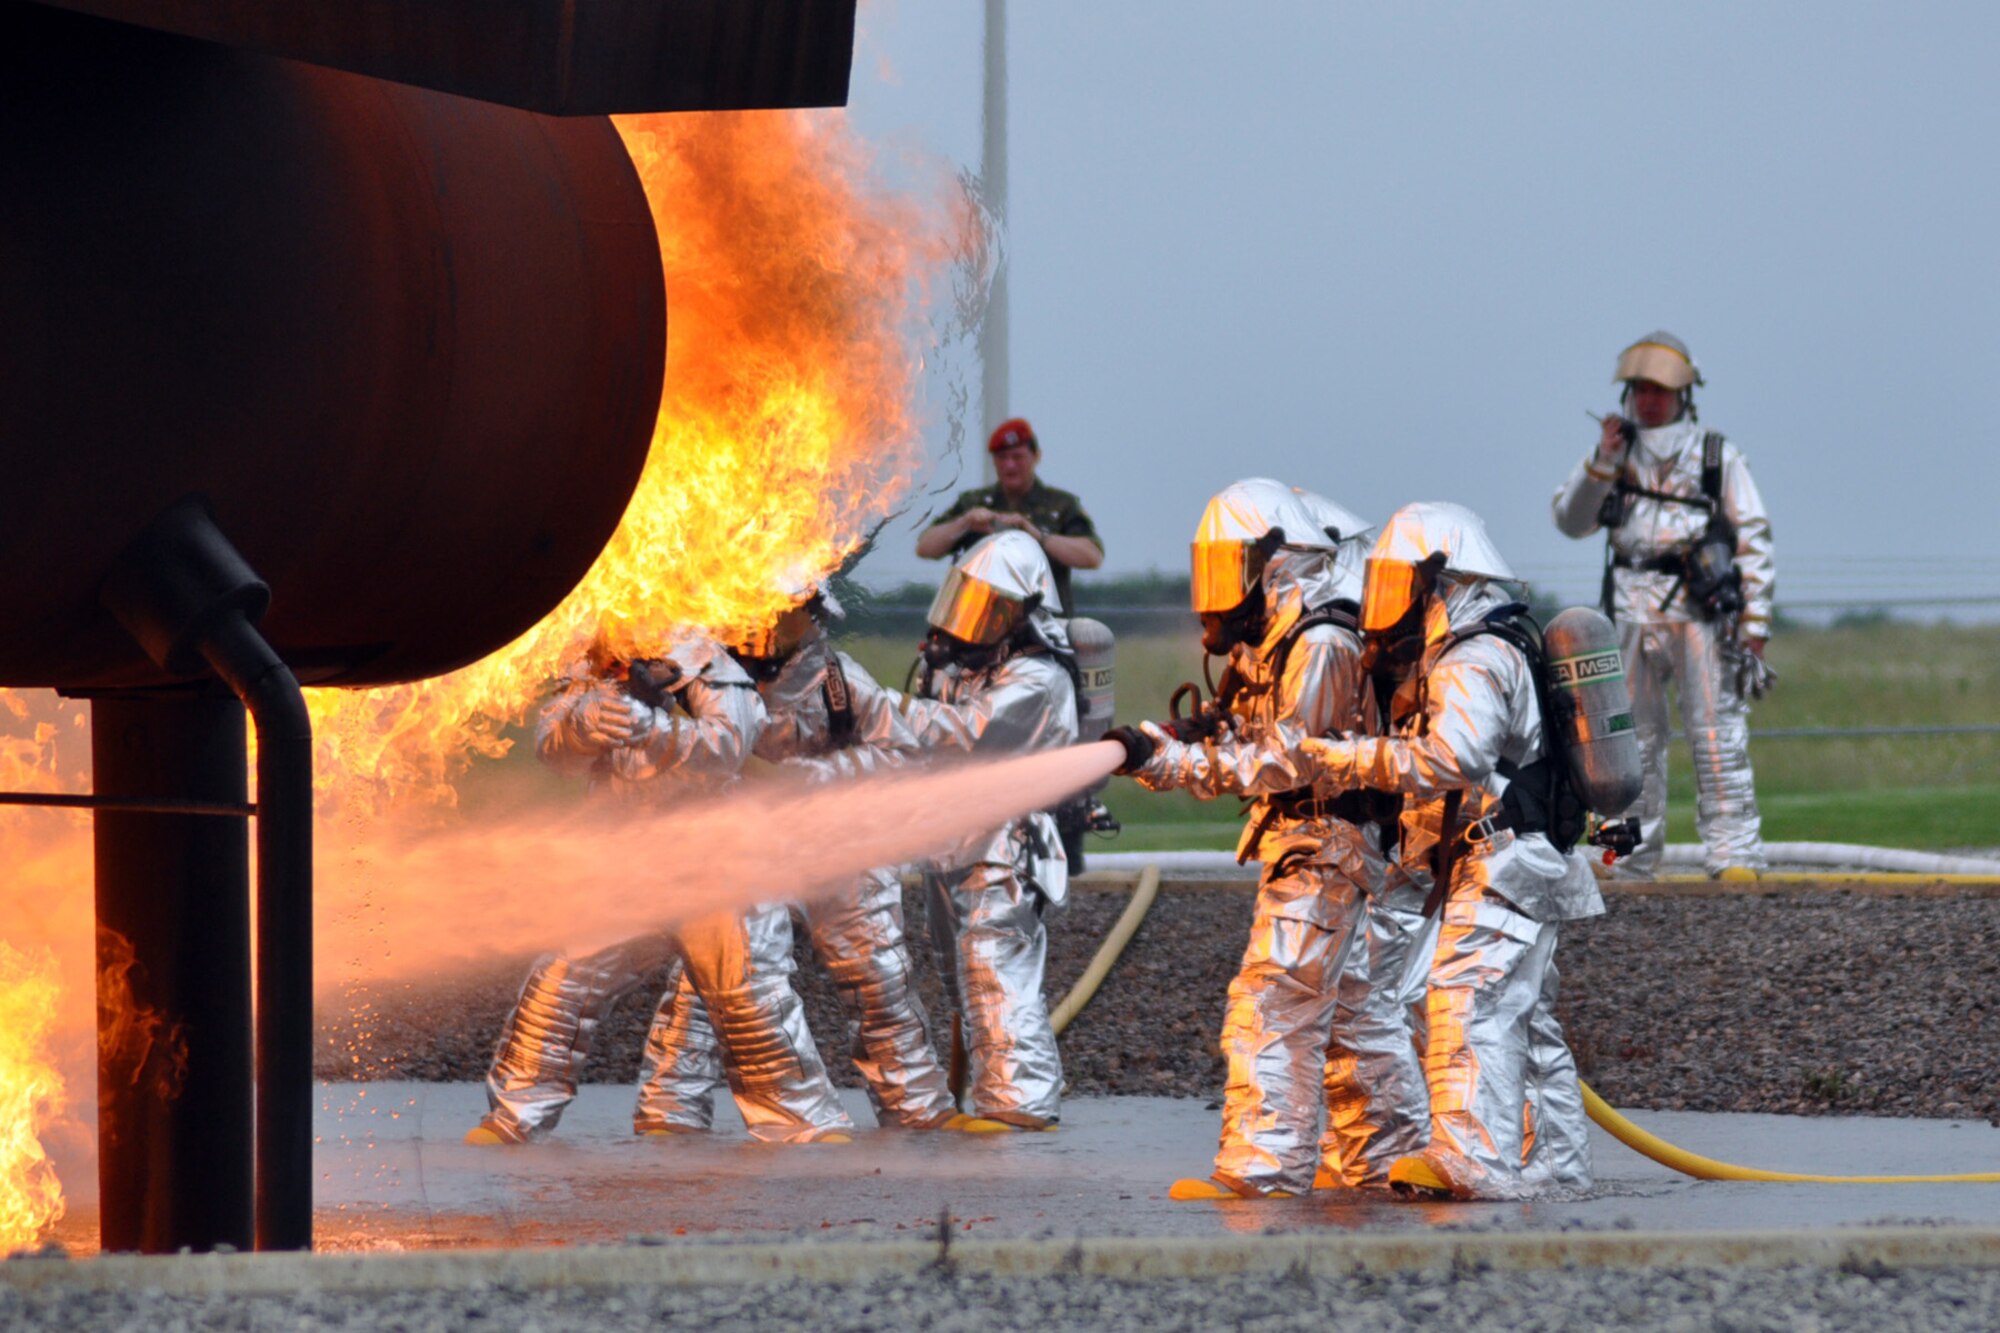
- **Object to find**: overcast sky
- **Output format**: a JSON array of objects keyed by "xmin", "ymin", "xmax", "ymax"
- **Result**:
[{"xmin": 840, "ymin": 1, "xmax": 2000, "ymax": 615}]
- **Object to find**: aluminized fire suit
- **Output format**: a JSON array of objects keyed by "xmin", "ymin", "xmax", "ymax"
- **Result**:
[
  {"xmin": 1293, "ymin": 486, "xmax": 1436, "ymax": 1192},
  {"xmin": 1553, "ymin": 418, "xmax": 1774, "ymax": 877},
  {"xmin": 899, "ymin": 530, "xmax": 1078, "ymax": 1128},
  {"xmin": 1127, "ymin": 480, "xmax": 1424, "ymax": 1196},
  {"xmin": 476, "ymin": 638, "xmax": 853, "ymax": 1145},
  {"xmin": 1298, "ymin": 503, "xmax": 1602, "ymax": 1200},
  {"xmin": 632, "ymin": 627, "xmax": 962, "ymax": 1133}
]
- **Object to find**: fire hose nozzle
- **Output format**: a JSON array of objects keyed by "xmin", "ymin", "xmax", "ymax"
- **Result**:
[{"xmin": 1589, "ymin": 816, "xmax": 1642, "ymax": 863}]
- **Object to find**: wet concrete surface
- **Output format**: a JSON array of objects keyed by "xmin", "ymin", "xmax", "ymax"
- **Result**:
[
  {"xmin": 45, "ymin": 1085, "xmax": 2000, "ymax": 1254},
  {"xmin": 299, "ymin": 1086, "xmax": 2000, "ymax": 1250}
]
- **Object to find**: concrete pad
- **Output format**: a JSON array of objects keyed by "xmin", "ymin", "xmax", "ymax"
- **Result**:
[{"xmin": 43, "ymin": 1085, "xmax": 2000, "ymax": 1256}]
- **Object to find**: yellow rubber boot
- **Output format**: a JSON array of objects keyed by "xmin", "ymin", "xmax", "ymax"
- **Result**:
[
  {"xmin": 1387, "ymin": 1156, "xmax": 1454, "ymax": 1198},
  {"xmin": 1716, "ymin": 865, "xmax": 1761, "ymax": 883},
  {"xmin": 1168, "ymin": 1176, "xmax": 1294, "ymax": 1201},
  {"xmin": 463, "ymin": 1119, "xmax": 521, "ymax": 1147},
  {"xmin": 941, "ymin": 1113, "xmax": 1014, "ymax": 1133},
  {"xmin": 967, "ymin": 1112, "xmax": 1058, "ymax": 1134}
]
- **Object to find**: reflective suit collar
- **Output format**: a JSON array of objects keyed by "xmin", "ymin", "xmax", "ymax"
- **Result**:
[
  {"xmin": 761, "ymin": 632, "xmax": 831, "ymax": 706},
  {"xmin": 1633, "ymin": 419, "xmax": 1702, "ymax": 469},
  {"xmin": 1255, "ymin": 583, "xmax": 1306, "ymax": 659},
  {"xmin": 1036, "ymin": 606, "xmax": 1072, "ymax": 653},
  {"xmin": 1250, "ymin": 547, "xmax": 1338, "ymax": 659},
  {"xmin": 1421, "ymin": 578, "xmax": 1511, "ymax": 667}
]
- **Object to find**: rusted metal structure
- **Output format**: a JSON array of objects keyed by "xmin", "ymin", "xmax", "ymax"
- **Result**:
[{"xmin": 0, "ymin": 0, "xmax": 858, "ymax": 1254}]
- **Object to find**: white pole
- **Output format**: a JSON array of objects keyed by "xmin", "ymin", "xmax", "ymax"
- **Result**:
[{"xmin": 979, "ymin": 0, "xmax": 1008, "ymax": 486}]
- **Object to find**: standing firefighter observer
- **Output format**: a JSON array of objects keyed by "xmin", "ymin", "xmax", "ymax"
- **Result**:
[
  {"xmin": 1553, "ymin": 332, "xmax": 1775, "ymax": 879},
  {"xmin": 1104, "ymin": 479, "xmax": 1427, "ymax": 1199},
  {"xmin": 631, "ymin": 586, "xmax": 1006, "ymax": 1135},
  {"xmin": 905, "ymin": 529, "xmax": 1079, "ymax": 1129},
  {"xmin": 468, "ymin": 634, "xmax": 854, "ymax": 1146},
  {"xmin": 915, "ymin": 417, "xmax": 1103, "ymax": 615},
  {"xmin": 1293, "ymin": 503, "xmax": 1603, "ymax": 1200}
]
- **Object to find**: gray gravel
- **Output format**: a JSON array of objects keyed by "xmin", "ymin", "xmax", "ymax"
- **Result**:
[
  {"xmin": 9, "ymin": 1261, "xmax": 2000, "ymax": 1331},
  {"xmin": 321, "ymin": 884, "xmax": 2000, "ymax": 1125}
]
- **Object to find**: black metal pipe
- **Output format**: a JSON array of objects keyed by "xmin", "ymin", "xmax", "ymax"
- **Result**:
[
  {"xmin": 0, "ymin": 791, "xmax": 256, "ymax": 816},
  {"xmin": 101, "ymin": 498, "xmax": 315, "ymax": 1252},
  {"xmin": 91, "ymin": 693, "xmax": 255, "ymax": 1254},
  {"xmin": 196, "ymin": 613, "xmax": 314, "ymax": 1252}
]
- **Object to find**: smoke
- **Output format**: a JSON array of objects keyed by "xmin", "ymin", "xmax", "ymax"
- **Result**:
[{"xmin": 316, "ymin": 741, "xmax": 1124, "ymax": 990}]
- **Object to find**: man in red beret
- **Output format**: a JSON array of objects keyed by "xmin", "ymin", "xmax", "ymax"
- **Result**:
[{"xmin": 917, "ymin": 416, "xmax": 1104, "ymax": 613}]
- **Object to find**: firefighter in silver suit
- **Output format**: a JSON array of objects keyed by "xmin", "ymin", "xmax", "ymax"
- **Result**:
[
  {"xmin": 1295, "ymin": 502, "xmax": 1603, "ymax": 1199},
  {"xmin": 468, "ymin": 634, "xmax": 854, "ymax": 1146},
  {"xmin": 1553, "ymin": 331, "xmax": 1774, "ymax": 879},
  {"xmin": 1293, "ymin": 486, "xmax": 1436, "ymax": 1194},
  {"xmin": 892, "ymin": 530, "xmax": 1078, "ymax": 1130},
  {"xmin": 632, "ymin": 589, "xmax": 1001, "ymax": 1134},
  {"xmin": 1104, "ymin": 479, "xmax": 1417, "ymax": 1197}
]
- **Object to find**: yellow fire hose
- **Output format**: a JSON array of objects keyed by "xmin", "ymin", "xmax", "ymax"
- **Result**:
[
  {"xmin": 1578, "ymin": 1083, "xmax": 2000, "ymax": 1183},
  {"xmin": 1054, "ymin": 865, "xmax": 2000, "ymax": 1183},
  {"xmin": 1050, "ymin": 864, "xmax": 1160, "ymax": 1036}
]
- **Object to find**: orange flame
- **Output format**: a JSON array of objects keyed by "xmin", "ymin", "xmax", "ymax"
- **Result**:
[
  {"xmin": 96, "ymin": 927, "xmax": 190, "ymax": 1138},
  {"xmin": 0, "ymin": 943, "xmax": 66, "ymax": 1251},
  {"xmin": 307, "ymin": 109, "xmax": 972, "ymax": 817}
]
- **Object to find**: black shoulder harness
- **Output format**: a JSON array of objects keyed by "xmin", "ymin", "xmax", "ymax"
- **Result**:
[
  {"xmin": 1604, "ymin": 429, "xmax": 1726, "ymax": 519},
  {"xmin": 1265, "ymin": 598, "xmax": 1360, "ymax": 686},
  {"xmin": 1599, "ymin": 431, "xmax": 1727, "ymax": 615},
  {"xmin": 1430, "ymin": 604, "xmax": 1587, "ymax": 855},
  {"xmin": 821, "ymin": 653, "xmax": 857, "ymax": 749}
]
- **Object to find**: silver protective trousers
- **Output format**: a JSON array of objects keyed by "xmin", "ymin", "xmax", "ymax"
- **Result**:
[
  {"xmin": 1521, "ymin": 953, "xmax": 1593, "ymax": 1191},
  {"xmin": 1210, "ymin": 861, "xmax": 1364, "ymax": 1196},
  {"xmin": 1414, "ymin": 891, "xmax": 1592, "ymax": 1198},
  {"xmin": 483, "ymin": 932, "xmax": 678, "ymax": 1141},
  {"xmin": 634, "ymin": 869, "xmax": 957, "ymax": 1130},
  {"xmin": 486, "ymin": 905, "xmax": 852, "ymax": 1144},
  {"xmin": 925, "ymin": 861, "xmax": 1062, "ymax": 1127},
  {"xmin": 1619, "ymin": 619, "xmax": 1765, "ymax": 877},
  {"xmin": 801, "ymin": 867, "xmax": 957, "ymax": 1128},
  {"xmin": 1318, "ymin": 878, "xmax": 1431, "ymax": 1188}
]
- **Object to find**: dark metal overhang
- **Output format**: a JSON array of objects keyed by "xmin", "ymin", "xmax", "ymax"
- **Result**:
[{"xmin": 24, "ymin": 0, "xmax": 858, "ymax": 113}]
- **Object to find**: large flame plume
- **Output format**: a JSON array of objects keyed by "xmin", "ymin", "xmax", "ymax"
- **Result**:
[
  {"xmin": 0, "ymin": 944, "xmax": 66, "ymax": 1251},
  {"xmin": 0, "ymin": 104, "xmax": 979, "ymax": 1247},
  {"xmin": 0, "ymin": 692, "xmax": 92, "ymax": 1250},
  {"xmin": 308, "ymin": 109, "xmax": 971, "ymax": 818}
]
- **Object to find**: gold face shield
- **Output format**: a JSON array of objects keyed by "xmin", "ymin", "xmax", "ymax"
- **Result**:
[
  {"xmin": 1189, "ymin": 540, "xmax": 1268, "ymax": 615},
  {"xmin": 1613, "ymin": 341, "xmax": 1698, "ymax": 391},
  {"xmin": 927, "ymin": 566, "xmax": 1026, "ymax": 646},
  {"xmin": 733, "ymin": 601, "xmax": 816, "ymax": 661},
  {"xmin": 1360, "ymin": 558, "xmax": 1427, "ymax": 632}
]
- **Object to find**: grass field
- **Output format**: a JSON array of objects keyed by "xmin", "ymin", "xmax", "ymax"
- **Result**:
[{"xmin": 839, "ymin": 623, "xmax": 2000, "ymax": 853}]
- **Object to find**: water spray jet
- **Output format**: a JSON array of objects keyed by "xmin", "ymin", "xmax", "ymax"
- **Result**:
[{"xmin": 323, "ymin": 743, "xmax": 1129, "ymax": 986}]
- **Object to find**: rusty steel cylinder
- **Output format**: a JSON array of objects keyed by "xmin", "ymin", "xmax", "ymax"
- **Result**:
[
  {"xmin": 0, "ymin": 2, "xmax": 666, "ymax": 690},
  {"xmin": 1543, "ymin": 606, "xmax": 1644, "ymax": 815}
]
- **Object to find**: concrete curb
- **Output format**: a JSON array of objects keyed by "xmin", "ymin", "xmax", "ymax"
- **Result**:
[
  {"xmin": 6, "ymin": 1228, "xmax": 2000, "ymax": 1293},
  {"xmin": 1064, "ymin": 871, "xmax": 2000, "ymax": 896}
]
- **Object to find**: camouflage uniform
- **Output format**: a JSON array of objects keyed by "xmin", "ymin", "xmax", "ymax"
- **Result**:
[{"xmin": 927, "ymin": 480, "xmax": 1102, "ymax": 612}]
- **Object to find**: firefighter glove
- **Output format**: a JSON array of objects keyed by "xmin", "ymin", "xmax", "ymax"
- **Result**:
[{"xmin": 1105, "ymin": 725, "xmax": 1156, "ymax": 775}]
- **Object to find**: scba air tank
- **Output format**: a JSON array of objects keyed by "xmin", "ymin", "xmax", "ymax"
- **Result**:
[
  {"xmin": 1067, "ymin": 617, "xmax": 1117, "ymax": 746},
  {"xmin": 1542, "ymin": 607, "xmax": 1644, "ymax": 815}
]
